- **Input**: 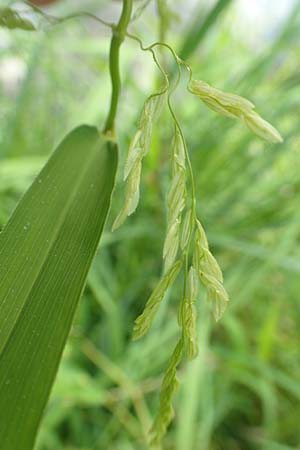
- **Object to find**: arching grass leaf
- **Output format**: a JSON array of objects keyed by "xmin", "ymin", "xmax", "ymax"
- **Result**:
[
  {"xmin": 0, "ymin": 7, "xmax": 36, "ymax": 31},
  {"xmin": 0, "ymin": 125, "xmax": 118, "ymax": 450}
]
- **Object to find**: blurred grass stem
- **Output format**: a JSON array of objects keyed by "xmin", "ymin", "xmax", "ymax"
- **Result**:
[{"xmin": 104, "ymin": 0, "xmax": 133, "ymax": 137}]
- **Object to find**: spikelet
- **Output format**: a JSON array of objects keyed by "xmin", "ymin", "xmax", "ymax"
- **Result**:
[
  {"xmin": 189, "ymin": 79, "xmax": 283, "ymax": 144},
  {"xmin": 187, "ymin": 266, "xmax": 199, "ymax": 300},
  {"xmin": 197, "ymin": 247, "xmax": 223, "ymax": 283},
  {"xmin": 150, "ymin": 338, "xmax": 184, "ymax": 446},
  {"xmin": 163, "ymin": 219, "xmax": 181, "ymax": 273},
  {"xmin": 193, "ymin": 219, "xmax": 229, "ymax": 321},
  {"xmin": 204, "ymin": 274, "xmax": 229, "ymax": 320},
  {"xmin": 178, "ymin": 267, "xmax": 199, "ymax": 359},
  {"xmin": 195, "ymin": 218, "xmax": 208, "ymax": 249},
  {"xmin": 181, "ymin": 209, "xmax": 194, "ymax": 250},
  {"xmin": 113, "ymin": 92, "xmax": 166, "ymax": 231},
  {"xmin": 243, "ymin": 111, "xmax": 283, "ymax": 144},
  {"xmin": 181, "ymin": 299, "xmax": 198, "ymax": 359},
  {"xmin": 163, "ymin": 128, "xmax": 187, "ymax": 272},
  {"xmin": 123, "ymin": 130, "xmax": 143, "ymax": 180},
  {"xmin": 132, "ymin": 259, "xmax": 182, "ymax": 340},
  {"xmin": 112, "ymin": 159, "xmax": 142, "ymax": 230},
  {"xmin": 167, "ymin": 169, "xmax": 186, "ymax": 223},
  {"xmin": 172, "ymin": 127, "xmax": 185, "ymax": 171}
]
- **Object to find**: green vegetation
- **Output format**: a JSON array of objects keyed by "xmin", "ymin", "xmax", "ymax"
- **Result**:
[
  {"xmin": 0, "ymin": 126, "xmax": 117, "ymax": 450},
  {"xmin": 0, "ymin": 1, "xmax": 299, "ymax": 449}
]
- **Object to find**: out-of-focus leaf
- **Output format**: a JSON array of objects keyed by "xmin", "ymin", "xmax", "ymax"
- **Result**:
[
  {"xmin": 0, "ymin": 125, "xmax": 118, "ymax": 450},
  {"xmin": 179, "ymin": 0, "xmax": 232, "ymax": 60},
  {"xmin": 0, "ymin": 7, "xmax": 36, "ymax": 31}
]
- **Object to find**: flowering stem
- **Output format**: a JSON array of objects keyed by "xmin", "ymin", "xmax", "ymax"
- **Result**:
[{"xmin": 103, "ymin": 0, "xmax": 133, "ymax": 137}]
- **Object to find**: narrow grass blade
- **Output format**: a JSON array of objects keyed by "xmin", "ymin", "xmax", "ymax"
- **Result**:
[
  {"xmin": 0, "ymin": 8, "xmax": 36, "ymax": 31},
  {"xmin": 179, "ymin": 0, "xmax": 232, "ymax": 60},
  {"xmin": 0, "ymin": 125, "xmax": 117, "ymax": 450}
]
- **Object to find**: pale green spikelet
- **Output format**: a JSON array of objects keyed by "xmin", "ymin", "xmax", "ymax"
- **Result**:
[
  {"xmin": 140, "ymin": 98, "xmax": 154, "ymax": 151},
  {"xmin": 182, "ymin": 267, "xmax": 199, "ymax": 328},
  {"xmin": 150, "ymin": 338, "xmax": 184, "ymax": 446},
  {"xmin": 199, "ymin": 96, "xmax": 237, "ymax": 119},
  {"xmin": 123, "ymin": 130, "xmax": 143, "ymax": 180},
  {"xmin": 125, "ymin": 159, "xmax": 142, "ymax": 215},
  {"xmin": 167, "ymin": 169, "xmax": 186, "ymax": 222},
  {"xmin": 242, "ymin": 111, "xmax": 283, "ymax": 144},
  {"xmin": 163, "ymin": 220, "xmax": 181, "ymax": 272},
  {"xmin": 187, "ymin": 265, "xmax": 199, "ymax": 300},
  {"xmin": 205, "ymin": 274, "xmax": 229, "ymax": 320},
  {"xmin": 178, "ymin": 267, "xmax": 199, "ymax": 359},
  {"xmin": 112, "ymin": 159, "xmax": 142, "ymax": 230},
  {"xmin": 111, "ymin": 208, "xmax": 127, "ymax": 232},
  {"xmin": 140, "ymin": 117, "xmax": 152, "ymax": 154},
  {"xmin": 172, "ymin": 127, "xmax": 185, "ymax": 170},
  {"xmin": 163, "ymin": 128, "xmax": 187, "ymax": 272},
  {"xmin": 188, "ymin": 79, "xmax": 254, "ymax": 120},
  {"xmin": 113, "ymin": 92, "xmax": 166, "ymax": 231},
  {"xmin": 195, "ymin": 218, "xmax": 209, "ymax": 249},
  {"xmin": 167, "ymin": 168, "xmax": 186, "ymax": 206},
  {"xmin": 132, "ymin": 259, "xmax": 183, "ymax": 340},
  {"xmin": 146, "ymin": 93, "xmax": 166, "ymax": 121},
  {"xmin": 193, "ymin": 218, "xmax": 229, "ymax": 320},
  {"xmin": 139, "ymin": 93, "xmax": 166, "ymax": 154},
  {"xmin": 189, "ymin": 79, "xmax": 283, "ymax": 143},
  {"xmin": 181, "ymin": 209, "xmax": 194, "ymax": 250},
  {"xmin": 180, "ymin": 299, "xmax": 198, "ymax": 359},
  {"xmin": 197, "ymin": 247, "xmax": 223, "ymax": 283}
]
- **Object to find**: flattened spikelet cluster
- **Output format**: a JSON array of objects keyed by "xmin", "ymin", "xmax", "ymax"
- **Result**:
[
  {"xmin": 189, "ymin": 79, "xmax": 283, "ymax": 144},
  {"xmin": 132, "ymin": 259, "xmax": 182, "ymax": 340},
  {"xmin": 112, "ymin": 93, "xmax": 165, "ymax": 231},
  {"xmin": 163, "ymin": 129, "xmax": 186, "ymax": 271},
  {"xmin": 192, "ymin": 220, "xmax": 229, "ymax": 320},
  {"xmin": 178, "ymin": 266, "xmax": 199, "ymax": 359},
  {"xmin": 150, "ymin": 338, "xmax": 183, "ymax": 446}
]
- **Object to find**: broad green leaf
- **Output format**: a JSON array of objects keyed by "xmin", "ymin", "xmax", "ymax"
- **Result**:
[
  {"xmin": 0, "ymin": 8, "xmax": 36, "ymax": 31},
  {"xmin": 0, "ymin": 125, "xmax": 118, "ymax": 450}
]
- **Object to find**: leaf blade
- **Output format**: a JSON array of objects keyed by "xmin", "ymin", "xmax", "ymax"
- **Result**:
[{"xmin": 0, "ymin": 125, "xmax": 117, "ymax": 450}]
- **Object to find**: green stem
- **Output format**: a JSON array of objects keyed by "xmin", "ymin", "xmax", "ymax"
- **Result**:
[{"xmin": 103, "ymin": 0, "xmax": 133, "ymax": 137}]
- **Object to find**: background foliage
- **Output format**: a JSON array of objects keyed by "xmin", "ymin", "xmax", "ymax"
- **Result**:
[{"xmin": 0, "ymin": 1, "xmax": 299, "ymax": 449}]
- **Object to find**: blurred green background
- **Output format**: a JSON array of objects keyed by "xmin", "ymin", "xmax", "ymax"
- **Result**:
[{"xmin": 1, "ymin": 1, "xmax": 300, "ymax": 449}]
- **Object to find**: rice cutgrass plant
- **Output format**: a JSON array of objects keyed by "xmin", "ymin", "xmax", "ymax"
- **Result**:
[{"xmin": 0, "ymin": 1, "xmax": 284, "ymax": 447}]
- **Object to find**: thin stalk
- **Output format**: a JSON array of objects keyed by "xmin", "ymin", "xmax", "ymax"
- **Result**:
[{"xmin": 104, "ymin": 0, "xmax": 133, "ymax": 137}]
